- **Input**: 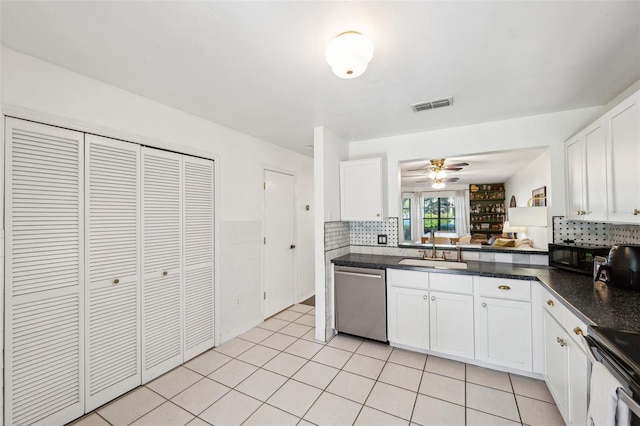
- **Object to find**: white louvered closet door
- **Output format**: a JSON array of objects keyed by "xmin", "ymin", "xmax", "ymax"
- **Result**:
[
  {"xmin": 141, "ymin": 147, "xmax": 183, "ymax": 382},
  {"xmin": 5, "ymin": 118, "xmax": 85, "ymax": 426},
  {"xmin": 183, "ymin": 157, "xmax": 215, "ymax": 360},
  {"xmin": 85, "ymin": 135, "xmax": 141, "ymax": 411}
]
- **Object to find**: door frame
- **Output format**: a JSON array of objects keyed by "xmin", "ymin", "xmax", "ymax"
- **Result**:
[{"xmin": 262, "ymin": 165, "xmax": 298, "ymax": 319}]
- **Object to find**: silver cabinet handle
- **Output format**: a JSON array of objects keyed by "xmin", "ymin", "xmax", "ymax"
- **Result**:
[
  {"xmin": 557, "ymin": 337, "xmax": 567, "ymax": 347},
  {"xmin": 423, "ymin": 295, "xmax": 428, "ymax": 300},
  {"xmin": 482, "ymin": 302, "xmax": 487, "ymax": 307},
  {"xmin": 431, "ymin": 296, "xmax": 435, "ymax": 301}
]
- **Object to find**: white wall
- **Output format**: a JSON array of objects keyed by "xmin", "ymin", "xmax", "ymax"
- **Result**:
[
  {"xmin": 505, "ymin": 149, "xmax": 551, "ymax": 248},
  {"xmin": 1, "ymin": 47, "xmax": 315, "ymax": 343},
  {"xmin": 349, "ymin": 107, "xmax": 601, "ymax": 228},
  {"xmin": 313, "ymin": 126, "xmax": 348, "ymax": 341}
]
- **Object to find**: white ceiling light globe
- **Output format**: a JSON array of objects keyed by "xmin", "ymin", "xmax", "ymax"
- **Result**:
[{"xmin": 325, "ymin": 31, "xmax": 374, "ymax": 79}]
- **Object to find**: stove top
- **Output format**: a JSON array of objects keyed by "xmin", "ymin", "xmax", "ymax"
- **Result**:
[{"xmin": 589, "ymin": 326, "xmax": 640, "ymax": 381}]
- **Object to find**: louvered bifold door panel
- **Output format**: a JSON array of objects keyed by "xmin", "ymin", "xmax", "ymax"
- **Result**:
[
  {"xmin": 5, "ymin": 118, "xmax": 85, "ymax": 426},
  {"xmin": 85, "ymin": 135, "xmax": 141, "ymax": 411},
  {"xmin": 141, "ymin": 147, "xmax": 183, "ymax": 382},
  {"xmin": 183, "ymin": 157, "xmax": 215, "ymax": 360}
]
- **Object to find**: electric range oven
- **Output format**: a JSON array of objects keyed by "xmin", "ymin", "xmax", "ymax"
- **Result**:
[{"xmin": 585, "ymin": 326, "xmax": 640, "ymax": 425}]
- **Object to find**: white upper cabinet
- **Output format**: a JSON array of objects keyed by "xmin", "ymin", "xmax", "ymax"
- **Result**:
[
  {"xmin": 566, "ymin": 90, "xmax": 639, "ymax": 223},
  {"xmin": 340, "ymin": 157, "xmax": 387, "ymax": 221},
  {"xmin": 606, "ymin": 92, "xmax": 640, "ymax": 223},
  {"xmin": 565, "ymin": 121, "xmax": 608, "ymax": 221}
]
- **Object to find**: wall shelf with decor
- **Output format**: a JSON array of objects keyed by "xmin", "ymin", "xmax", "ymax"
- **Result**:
[{"xmin": 469, "ymin": 183, "xmax": 506, "ymax": 235}]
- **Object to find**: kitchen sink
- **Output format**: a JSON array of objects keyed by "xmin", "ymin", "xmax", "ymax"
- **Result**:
[{"xmin": 398, "ymin": 258, "xmax": 468, "ymax": 269}]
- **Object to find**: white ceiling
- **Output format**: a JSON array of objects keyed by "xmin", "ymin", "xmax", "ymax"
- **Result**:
[
  {"xmin": 2, "ymin": 1, "xmax": 639, "ymax": 157},
  {"xmin": 400, "ymin": 147, "xmax": 548, "ymax": 189}
]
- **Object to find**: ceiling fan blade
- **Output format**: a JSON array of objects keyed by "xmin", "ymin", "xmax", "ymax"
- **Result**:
[
  {"xmin": 443, "ymin": 167, "xmax": 463, "ymax": 171},
  {"xmin": 407, "ymin": 166, "xmax": 433, "ymax": 172},
  {"xmin": 445, "ymin": 162, "xmax": 469, "ymax": 167},
  {"xmin": 444, "ymin": 177, "xmax": 459, "ymax": 182}
]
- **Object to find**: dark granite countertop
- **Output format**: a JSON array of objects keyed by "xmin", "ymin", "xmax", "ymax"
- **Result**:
[{"xmin": 332, "ymin": 253, "xmax": 640, "ymax": 333}]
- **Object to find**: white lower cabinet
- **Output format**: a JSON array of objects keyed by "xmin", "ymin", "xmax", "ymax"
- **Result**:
[
  {"xmin": 387, "ymin": 270, "xmax": 474, "ymax": 358},
  {"xmin": 429, "ymin": 291, "xmax": 474, "ymax": 358},
  {"xmin": 478, "ymin": 297, "xmax": 532, "ymax": 371},
  {"xmin": 477, "ymin": 277, "xmax": 533, "ymax": 371},
  {"xmin": 387, "ymin": 286, "xmax": 430, "ymax": 350},
  {"xmin": 542, "ymin": 291, "xmax": 589, "ymax": 425}
]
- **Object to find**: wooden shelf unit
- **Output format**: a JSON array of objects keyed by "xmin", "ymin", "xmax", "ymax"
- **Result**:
[{"xmin": 469, "ymin": 183, "xmax": 506, "ymax": 235}]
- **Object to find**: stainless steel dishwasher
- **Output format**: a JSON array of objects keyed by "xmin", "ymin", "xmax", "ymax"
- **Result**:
[{"xmin": 334, "ymin": 265, "xmax": 387, "ymax": 342}]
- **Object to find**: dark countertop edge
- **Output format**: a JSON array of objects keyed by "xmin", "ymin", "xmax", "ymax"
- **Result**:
[
  {"xmin": 331, "ymin": 253, "xmax": 640, "ymax": 332},
  {"xmin": 397, "ymin": 243, "xmax": 548, "ymax": 254}
]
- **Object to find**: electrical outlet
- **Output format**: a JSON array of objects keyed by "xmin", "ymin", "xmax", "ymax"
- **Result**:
[{"xmin": 378, "ymin": 234, "xmax": 388, "ymax": 245}]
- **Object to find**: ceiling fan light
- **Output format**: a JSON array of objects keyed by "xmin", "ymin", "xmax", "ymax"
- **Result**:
[
  {"xmin": 325, "ymin": 31, "xmax": 374, "ymax": 79},
  {"xmin": 435, "ymin": 169, "xmax": 447, "ymax": 179},
  {"xmin": 427, "ymin": 170, "xmax": 437, "ymax": 179},
  {"xmin": 432, "ymin": 180, "xmax": 446, "ymax": 189}
]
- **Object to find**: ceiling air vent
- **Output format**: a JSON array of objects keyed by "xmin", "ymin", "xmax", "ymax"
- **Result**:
[{"xmin": 410, "ymin": 97, "xmax": 454, "ymax": 113}]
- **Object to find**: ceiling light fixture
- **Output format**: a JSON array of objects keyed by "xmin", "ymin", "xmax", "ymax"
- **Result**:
[
  {"xmin": 427, "ymin": 169, "xmax": 447, "ymax": 180},
  {"xmin": 432, "ymin": 179, "xmax": 446, "ymax": 190},
  {"xmin": 325, "ymin": 31, "xmax": 374, "ymax": 79}
]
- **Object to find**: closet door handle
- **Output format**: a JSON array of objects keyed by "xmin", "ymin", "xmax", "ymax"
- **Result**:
[
  {"xmin": 113, "ymin": 278, "xmax": 120, "ymax": 284},
  {"xmin": 162, "ymin": 271, "xmax": 168, "ymax": 276}
]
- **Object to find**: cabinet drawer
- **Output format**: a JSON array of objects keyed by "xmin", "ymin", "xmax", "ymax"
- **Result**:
[
  {"xmin": 541, "ymin": 289, "xmax": 566, "ymax": 324},
  {"xmin": 564, "ymin": 309, "xmax": 588, "ymax": 347},
  {"xmin": 479, "ymin": 277, "xmax": 531, "ymax": 301},
  {"xmin": 430, "ymin": 273, "xmax": 473, "ymax": 294},
  {"xmin": 387, "ymin": 269, "xmax": 429, "ymax": 290}
]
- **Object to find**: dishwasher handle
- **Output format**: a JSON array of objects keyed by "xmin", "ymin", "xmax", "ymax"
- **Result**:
[{"xmin": 335, "ymin": 270, "xmax": 383, "ymax": 279}]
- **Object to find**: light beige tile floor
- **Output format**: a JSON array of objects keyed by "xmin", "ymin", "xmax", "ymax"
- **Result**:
[{"xmin": 71, "ymin": 302, "xmax": 563, "ymax": 426}]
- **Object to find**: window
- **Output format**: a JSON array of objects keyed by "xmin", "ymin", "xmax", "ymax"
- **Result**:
[
  {"xmin": 423, "ymin": 196, "xmax": 456, "ymax": 233},
  {"xmin": 402, "ymin": 196, "xmax": 412, "ymax": 241}
]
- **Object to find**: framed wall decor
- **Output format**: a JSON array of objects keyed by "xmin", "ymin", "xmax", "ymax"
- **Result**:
[{"xmin": 532, "ymin": 186, "xmax": 547, "ymax": 206}]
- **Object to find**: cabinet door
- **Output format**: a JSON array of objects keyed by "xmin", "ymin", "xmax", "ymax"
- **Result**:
[
  {"xmin": 478, "ymin": 297, "xmax": 532, "ymax": 371},
  {"xmin": 141, "ymin": 148, "xmax": 183, "ymax": 382},
  {"xmin": 387, "ymin": 286, "xmax": 429, "ymax": 349},
  {"xmin": 183, "ymin": 157, "xmax": 215, "ymax": 360},
  {"xmin": 340, "ymin": 158, "xmax": 384, "ymax": 221},
  {"xmin": 85, "ymin": 135, "xmax": 141, "ymax": 411},
  {"xmin": 429, "ymin": 292, "xmax": 474, "ymax": 358},
  {"xmin": 543, "ymin": 310, "xmax": 569, "ymax": 421},
  {"xmin": 565, "ymin": 136, "xmax": 584, "ymax": 220},
  {"xmin": 583, "ymin": 121, "xmax": 608, "ymax": 221},
  {"xmin": 568, "ymin": 340, "xmax": 588, "ymax": 426},
  {"xmin": 5, "ymin": 118, "xmax": 85, "ymax": 425},
  {"xmin": 607, "ymin": 92, "xmax": 640, "ymax": 222}
]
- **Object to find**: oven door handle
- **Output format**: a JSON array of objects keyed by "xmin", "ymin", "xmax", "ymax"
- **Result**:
[
  {"xmin": 617, "ymin": 388, "xmax": 640, "ymax": 418},
  {"xmin": 581, "ymin": 334, "xmax": 599, "ymax": 364}
]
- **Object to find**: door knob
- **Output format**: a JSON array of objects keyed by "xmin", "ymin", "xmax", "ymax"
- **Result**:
[{"xmin": 290, "ymin": 244, "xmax": 296, "ymax": 249}]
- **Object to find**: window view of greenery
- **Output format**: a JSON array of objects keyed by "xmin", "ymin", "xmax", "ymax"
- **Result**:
[
  {"xmin": 423, "ymin": 197, "xmax": 456, "ymax": 233},
  {"xmin": 402, "ymin": 197, "xmax": 412, "ymax": 241}
]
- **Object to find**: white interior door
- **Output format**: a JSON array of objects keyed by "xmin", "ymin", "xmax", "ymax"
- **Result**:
[
  {"xmin": 183, "ymin": 156, "xmax": 215, "ymax": 360},
  {"xmin": 85, "ymin": 135, "xmax": 141, "ymax": 411},
  {"xmin": 141, "ymin": 147, "xmax": 183, "ymax": 382},
  {"xmin": 264, "ymin": 170, "xmax": 296, "ymax": 318},
  {"xmin": 5, "ymin": 118, "xmax": 85, "ymax": 425}
]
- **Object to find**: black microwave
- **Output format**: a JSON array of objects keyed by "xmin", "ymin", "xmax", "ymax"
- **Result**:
[{"xmin": 548, "ymin": 243, "xmax": 611, "ymax": 275}]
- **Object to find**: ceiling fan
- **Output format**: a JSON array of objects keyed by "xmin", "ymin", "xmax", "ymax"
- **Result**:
[
  {"xmin": 415, "ymin": 176, "xmax": 460, "ymax": 189},
  {"xmin": 408, "ymin": 158, "xmax": 469, "ymax": 180}
]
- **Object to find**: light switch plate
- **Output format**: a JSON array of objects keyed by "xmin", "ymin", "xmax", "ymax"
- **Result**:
[{"xmin": 377, "ymin": 234, "xmax": 387, "ymax": 245}]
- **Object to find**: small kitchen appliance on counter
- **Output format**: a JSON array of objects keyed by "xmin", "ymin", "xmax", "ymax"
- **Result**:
[
  {"xmin": 548, "ymin": 243, "xmax": 611, "ymax": 275},
  {"xmin": 595, "ymin": 245, "xmax": 640, "ymax": 290}
]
